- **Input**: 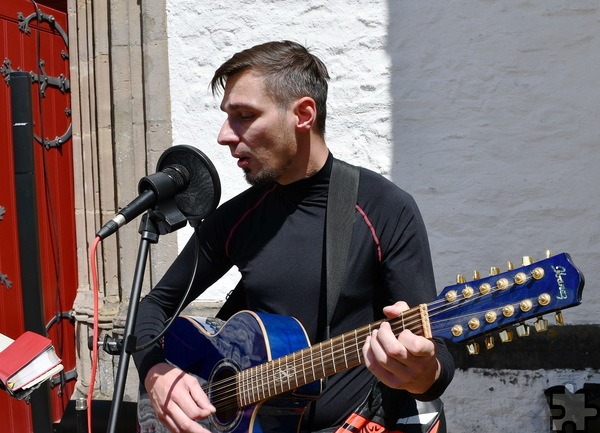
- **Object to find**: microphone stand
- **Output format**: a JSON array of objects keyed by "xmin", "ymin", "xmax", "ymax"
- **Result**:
[{"xmin": 105, "ymin": 202, "xmax": 187, "ymax": 433}]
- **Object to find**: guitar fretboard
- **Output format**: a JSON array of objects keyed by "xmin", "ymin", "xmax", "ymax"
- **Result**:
[{"xmin": 236, "ymin": 304, "xmax": 430, "ymax": 407}]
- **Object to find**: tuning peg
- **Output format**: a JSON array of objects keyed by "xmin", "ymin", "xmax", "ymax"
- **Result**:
[
  {"xmin": 514, "ymin": 271, "xmax": 528, "ymax": 285},
  {"xmin": 555, "ymin": 311, "xmax": 565, "ymax": 326},
  {"xmin": 522, "ymin": 256, "xmax": 534, "ymax": 266},
  {"xmin": 531, "ymin": 267, "xmax": 545, "ymax": 280},
  {"xmin": 466, "ymin": 341, "xmax": 480, "ymax": 355},
  {"xmin": 456, "ymin": 274, "xmax": 466, "ymax": 284},
  {"xmin": 534, "ymin": 317, "xmax": 549, "ymax": 332},
  {"xmin": 545, "ymin": 250, "xmax": 552, "ymax": 258},
  {"xmin": 472, "ymin": 270, "xmax": 481, "ymax": 280},
  {"xmin": 499, "ymin": 329, "xmax": 513, "ymax": 343},
  {"xmin": 445, "ymin": 290, "xmax": 458, "ymax": 302},
  {"xmin": 516, "ymin": 323, "xmax": 530, "ymax": 337},
  {"xmin": 484, "ymin": 334, "xmax": 495, "ymax": 350},
  {"xmin": 489, "ymin": 267, "xmax": 500, "ymax": 276},
  {"xmin": 507, "ymin": 261, "xmax": 515, "ymax": 270}
]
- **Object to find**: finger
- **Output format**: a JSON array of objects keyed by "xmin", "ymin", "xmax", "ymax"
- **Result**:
[
  {"xmin": 375, "ymin": 321, "xmax": 409, "ymax": 361},
  {"xmin": 182, "ymin": 375, "xmax": 216, "ymax": 417},
  {"xmin": 382, "ymin": 301, "xmax": 409, "ymax": 318},
  {"xmin": 363, "ymin": 331, "xmax": 408, "ymax": 388},
  {"xmin": 396, "ymin": 329, "xmax": 436, "ymax": 359},
  {"xmin": 165, "ymin": 401, "xmax": 211, "ymax": 433},
  {"xmin": 149, "ymin": 377, "xmax": 213, "ymax": 433},
  {"xmin": 364, "ymin": 326, "xmax": 403, "ymax": 374}
]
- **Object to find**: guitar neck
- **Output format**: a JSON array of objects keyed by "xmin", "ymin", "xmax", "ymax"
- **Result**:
[{"xmin": 237, "ymin": 305, "xmax": 431, "ymax": 406}]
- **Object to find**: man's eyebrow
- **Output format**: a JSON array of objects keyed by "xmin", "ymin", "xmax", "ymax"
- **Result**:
[{"xmin": 221, "ymin": 102, "xmax": 257, "ymax": 112}]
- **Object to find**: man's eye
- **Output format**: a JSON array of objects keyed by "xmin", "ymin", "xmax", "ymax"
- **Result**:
[{"xmin": 239, "ymin": 113, "xmax": 255, "ymax": 120}]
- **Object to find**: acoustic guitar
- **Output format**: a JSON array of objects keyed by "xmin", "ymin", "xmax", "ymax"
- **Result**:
[{"xmin": 163, "ymin": 252, "xmax": 584, "ymax": 433}]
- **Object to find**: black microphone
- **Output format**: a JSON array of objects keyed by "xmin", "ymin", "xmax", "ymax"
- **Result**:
[
  {"xmin": 96, "ymin": 164, "xmax": 190, "ymax": 239},
  {"xmin": 96, "ymin": 145, "xmax": 221, "ymax": 240}
]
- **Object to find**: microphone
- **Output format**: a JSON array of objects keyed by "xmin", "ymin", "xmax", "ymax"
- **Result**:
[{"xmin": 96, "ymin": 145, "xmax": 221, "ymax": 239}]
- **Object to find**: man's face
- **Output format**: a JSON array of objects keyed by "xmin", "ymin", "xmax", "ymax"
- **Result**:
[{"xmin": 218, "ymin": 70, "xmax": 298, "ymax": 186}]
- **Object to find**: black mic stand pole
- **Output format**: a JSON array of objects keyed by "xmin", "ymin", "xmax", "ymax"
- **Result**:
[
  {"xmin": 105, "ymin": 212, "xmax": 160, "ymax": 433},
  {"xmin": 105, "ymin": 197, "xmax": 189, "ymax": 433}
]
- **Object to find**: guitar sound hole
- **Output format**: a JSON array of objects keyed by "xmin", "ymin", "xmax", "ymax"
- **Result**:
[{"xmin": 210, "ymin": 366, "xmax": 240, "ymax": 426}]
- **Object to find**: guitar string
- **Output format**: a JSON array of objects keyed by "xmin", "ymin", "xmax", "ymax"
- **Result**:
[{"xmin": 202, "ymin": 279, "xmax": 531, "ymax": 411}]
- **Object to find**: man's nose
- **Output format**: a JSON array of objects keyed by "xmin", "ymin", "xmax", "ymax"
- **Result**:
[{"xmin": 217, "ymin": 119, "xmax": 238, "ymax": 146}]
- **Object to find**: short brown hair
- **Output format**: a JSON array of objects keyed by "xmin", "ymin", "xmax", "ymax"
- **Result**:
[{"xmin": 211, "ymin": 40, "xmax": 330, "ymax": 134}]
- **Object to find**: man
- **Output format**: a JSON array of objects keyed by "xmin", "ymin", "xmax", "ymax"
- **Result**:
[{"xmin": 133, "ymin": 40, "xmax": 454, "ymax": 433}]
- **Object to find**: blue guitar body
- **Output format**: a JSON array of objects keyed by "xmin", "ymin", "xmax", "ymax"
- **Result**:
[{"xmin": 164, "ymin": 311, "xmax": 321, "ymax": 433}]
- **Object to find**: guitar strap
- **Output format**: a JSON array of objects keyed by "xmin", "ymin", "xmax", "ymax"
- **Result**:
[{"xmin": 324, "ymin": 158, "xmax": 360, "ymax": 340}]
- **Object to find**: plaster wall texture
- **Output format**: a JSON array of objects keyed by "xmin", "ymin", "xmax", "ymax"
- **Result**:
[{"xmin": 165, "ymin": 1, "xmax": 600, "ymax": 431}]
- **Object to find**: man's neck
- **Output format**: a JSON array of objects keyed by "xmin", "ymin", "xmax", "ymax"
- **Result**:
[{"xmin": 278, "ymin": 136, "xmax": 329, "ymax": 185}]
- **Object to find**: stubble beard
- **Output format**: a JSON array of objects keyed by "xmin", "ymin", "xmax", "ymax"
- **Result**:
[
  {"xmin": 244, "ymin": 157, "xmax": 293, "ymax": 186},
  {"xmin": 244, "ymin": 167, "xmax": 279, "ymax": 186}
]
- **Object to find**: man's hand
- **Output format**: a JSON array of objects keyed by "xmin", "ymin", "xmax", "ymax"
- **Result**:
[
  {"xmin": 362, "ymin": 301, "xmax": 441, "ymax": 395},
  {"xmin": 144, "ymin": 362, "xmax": 216, "ymax": 433}
]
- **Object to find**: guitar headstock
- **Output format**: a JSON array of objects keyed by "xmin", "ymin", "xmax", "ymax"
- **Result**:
[{"xmin": 429, "ymin": 252, "xmax": 584, "ymax": 352}]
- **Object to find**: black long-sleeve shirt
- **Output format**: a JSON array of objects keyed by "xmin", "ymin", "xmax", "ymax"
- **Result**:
[{"xmin": 133, "ymin": 153, "xmax": 454, "ymax": 430}]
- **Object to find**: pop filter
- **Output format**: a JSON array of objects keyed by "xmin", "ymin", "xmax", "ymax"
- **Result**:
[{"xmin": 155, "ymin": 145, "xmax": 221, "ymax": 227}]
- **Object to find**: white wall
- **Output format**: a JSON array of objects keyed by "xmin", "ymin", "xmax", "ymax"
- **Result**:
[{"xmin": 166, "ymin": 1, "xmax": 600, "ymax": 431}]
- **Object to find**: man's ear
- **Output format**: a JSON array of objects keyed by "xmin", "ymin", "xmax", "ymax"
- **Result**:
[{"xmin": 294, "ymin": 97, "xmax": 317, "ymax": 131}]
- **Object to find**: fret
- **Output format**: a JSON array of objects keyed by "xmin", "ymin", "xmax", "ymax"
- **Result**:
[
  {"xmin": 319, "ymin": 342, "xmax": 326, "ymax": 378},
  {"xmin": 236, "ymin": 369, "xmax": 242, "ymax": 407},
  {"xmin": 298, "ymin": 351, "xmax": 304, "ymax": 385},
  {"xmin": 285, "ymin": 354, "xmax": 291, "ymax": 391},
  {"xmin": 239, "ymin": 369, "xmax": 246, "ymax": 407},
  {"xmin": 255, "ymin": 367, "xmax": 261, "ymax": 402},
  {"xmin": 275, "ymin": 357, "xmax": 281, "ymax": 395},
  {"xmin": 258, "ymin": 364, "xmax": 266, "ymax": 402},
  {"xmin": 342, "ymin": 333, "xmax": 348, "ymax": 370},
  {"xmin": 329, "ymin": 338, "xmax": 336, "ymax": 374},
  {"xmin": 258, "ymin": 362, "xmax": 265, "ymax": 401},
  {"xmin": 310, "ymin": 345, "xmax": 316, "ymax": 382},
  {"xmin": 354, "ymin": 329, "xmax": 362, "ymax": 363},
  {"xmin": 300, "ymin": 348, "xmax": 307, "ymax": 385}
]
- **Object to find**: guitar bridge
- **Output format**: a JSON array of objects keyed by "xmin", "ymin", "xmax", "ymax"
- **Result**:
[{"xmin": 418, "ymin": 304, "xmax": 432, "ymax": 339}]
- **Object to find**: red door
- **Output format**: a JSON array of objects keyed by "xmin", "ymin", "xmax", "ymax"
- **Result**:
[{"xmin": 0, "ymin": 0, "xmax": 76, "ymax": 431}]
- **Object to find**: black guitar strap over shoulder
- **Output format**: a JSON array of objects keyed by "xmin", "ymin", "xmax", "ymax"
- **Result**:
[{"xmin": 324, "ymin": 159, "xmax": 360, "ymax": 341}]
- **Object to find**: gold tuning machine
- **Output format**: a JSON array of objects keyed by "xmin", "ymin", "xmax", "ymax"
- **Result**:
[
  {"xmin": 507, "ymin": 261, "xmax": 515, "ymax": 271},
  {"xmin": 555, "ymin": 311, "xmax": 565, "ymax": 326},
  {"xmin": 484, "ymin": 334, "xmax": 495, "ymax": 350},
  {"xmin": 472, "ymin": 270, "xmax": 481, "ymax": 280},
  {"xmin": 516, "ymin": 323, "xmax": 530, "ymax": 337},
  {"xmin": 499, "ymin": 329, "xmax": 513, "ymax": 343},
  {"xmin": 545, "ymin": 250, "xmax": 552, "ymax": 258},
  {"xmin": 534, "ymin": 317, "xmax": 549, "ymax": 332},
  {"xmin": 456, "ymin": 274, "xmax": 466, "ymax": 284},
  {"xmin": 466, "ymin": 341, "xmax": 480, "ymax": 355},
  {"xmin": 489, "ymin": 267, "xmax": 500, "ymax": 276},
  {"xmin": 522, "ymin": 256, "xmax": 534, "ymax": 266}
]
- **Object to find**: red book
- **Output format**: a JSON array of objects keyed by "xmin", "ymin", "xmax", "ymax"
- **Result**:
[{"xmin": 0, "ymin": 331, "xmax": 62, "ymax": 391}]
